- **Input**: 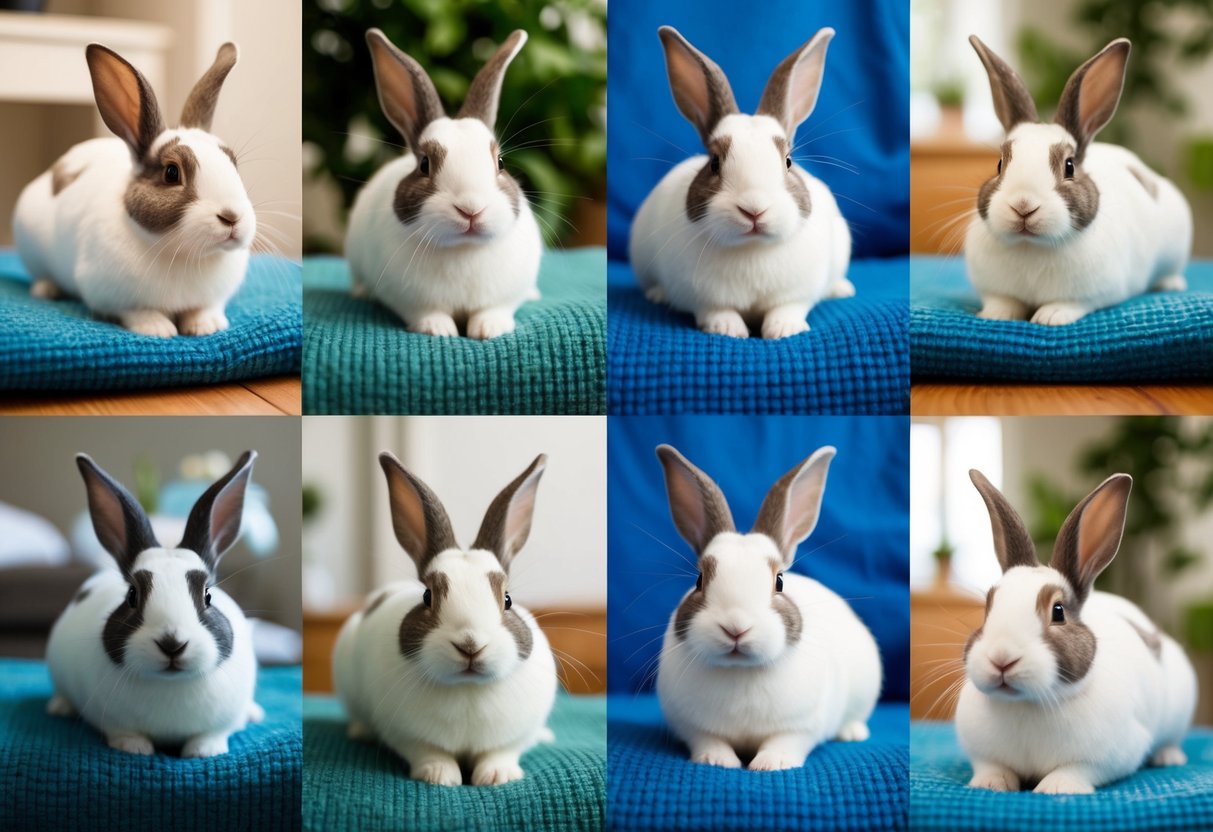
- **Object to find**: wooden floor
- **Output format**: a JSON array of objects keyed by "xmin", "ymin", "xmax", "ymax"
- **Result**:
[
  {"xmin": 912, "ymin": 384, "xmax": 1213, "ymax": 416},
  {"xmin": 0, "ymin": 376, "xmax": 300, "ymax": 415}
]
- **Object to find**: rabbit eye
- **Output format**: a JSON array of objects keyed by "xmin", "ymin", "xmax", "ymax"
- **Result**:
[
  {"xmin": 785, "ymin": 156, "xmax": 792, "ymax": 170},
  {"xmin": 997, "ymin": 158, "xmax": 1002, "ymax": 175},
  {"xmin": 695, "ymin": 572, "xmax": 703, "ymax": 591},
  {"xmin": 204, "ymin": 590, "xmax": 212, "ymax": 608},
  {"xmin": 504, "ymin": 592, "xmax": 512, "ymax": 611},
  {"xmin": 423, "ymin": 588, "xmax": 432, "ymax": 608},
  {"xmin": 1064, "ymin": 158, "xmax": 1075, "ymax": 179},
  {"xmin": 709, "ymin": 155, "xmax": 720, "ymax": 175},
  {"xmin": 164, "ymin": 163, "xmax": 181, "ymax": 185},
  {"xmin": 1052, "ymin": 603, "xmax": 1065, "ymax": 623},
  {"xmin": 775, "ymin": 572, "xmax": 784, "ymax": 592},
  {"xmin": 497, "ymin": 156, "xmax": 505, "ymax": 172},
  {"xmin": 419, "ymin": 156, "xmax": 431, "ymax": 176},
  {"xmin": 126, "ymin": 586, "xmax": 138, "ymax": 609}
]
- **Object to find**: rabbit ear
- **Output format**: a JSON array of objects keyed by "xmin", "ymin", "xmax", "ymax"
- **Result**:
[
  {"xmin": 1050, "ymin": 474, "xmax": 1132, "ymax": 603},
  {"xmin": 473, "ymin": 454, "xmax": 547, "ymax": 571},
  {"xmin": 76, "ymin": 454, "xmax": 159, "ymax": 575},
  {"xmin": 179, "ymin": 451, "xmax": 257, "ymax": 571},
  {"xmin": 1055, "ymin": 39, "xmax": 1130, "ymax": 159},
  {"xmin": 379, "ymin": 452, "xmax": 457, "ymax": 577},
  {"xmin": 655, "ymin": 445, "xmax": 735, "ymax": 556},
  {"xmin": 752, "ymin": 446, "xmax": 835, "ymax": 567},
  {"xmin": 180, "ymin": 42, "xmax": 239, "ymax": 130},
  {"xmin": 457, "ymin": 29, "xmax": 527, "ymax": 128},
  {"xmin": 657, "ymin": 26, "xmax": 738, "ymax": 145},
  {"xmin": 969, "ymin": 469, "xmax": 1039, "ymax": 573},
  {"xmin": 366, "ymin": 28, "xmax": 446, "ymax": 150},
  {"xmin": 756, "ymin": 28, "xmax": 834, "ymax": 136},
  {"xmin": 85, "ymin": 43, "xmax": 165, "ymax": 159},
  {"xmin": 968, "ymin": 35, "xmax": 1039, "ymax": 132}
]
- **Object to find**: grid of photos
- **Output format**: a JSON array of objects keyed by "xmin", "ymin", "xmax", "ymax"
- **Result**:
[{"xmin": 0, "ymin": 0, "xmax": 1209, "ymax": 831}]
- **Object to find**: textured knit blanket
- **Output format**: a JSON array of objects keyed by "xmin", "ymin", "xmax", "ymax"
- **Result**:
[
  {"xmin": 606, "ymin": 258, "xmax": 910, "ymax": 415},
  {"xmin": 302, "ymin": 248, "xmax": 606, "ymax": 414},
  {"xmin": 608, "ymin": 695, "xmax": 908, "ymax": 831},
  {"xmin": 302, "ymin": 692, "xmax": 606, "ymax": 832},
  {"xmin": 910, "ymin": 720, "xmax": 1213, "ymax": 831},
  {"xmin": 0, "ymin": 251, "xmax": 302, "ymax": 391},
  {"xmin": 0, "ymin": 658, "xmax": 302, "ymax": 832},
  {"xmin": 910, "ymin": 256, "xmax": 1213, "ymax": 383}
]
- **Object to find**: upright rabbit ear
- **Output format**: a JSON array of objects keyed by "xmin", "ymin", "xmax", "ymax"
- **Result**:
[
  {"xmin": 473, "ymin": 454, "xmax": 547, "ymax": 572},
  {"xmin": 969, "ymin": 469, "xmax": 1039, "ymax": 573},
  {"xmin": 179, "ymin": 451, "xmax": 257, "ymax": 572},
  {"xmin": 757, "ymin": 28, "xmax": 834, "ymax": 137},
  {"xmin": 76, "ymin": 454, "xmax": 159, "ymax": 575},
  {"xmin": 655, "ymin": 445, "xmax": 735, "ymax": 557},
  {"xmin": 366, "ymin": 28, "xmax": 446, "ymax": 150},
  {"xmin": 1054, "ymin": 39, "xmax": 1130, "ymax": 159},
  {"xmin": 458, "ymin": 29, "xmax": 527, "ymax": 128},
  {"xmin": 85, "ymin": 43, "xmax": 165, "ymax": 159},
  {"xmin": 1050, "ymin": 474, "xmax": 1131, "ymax": 603},
  {"xmin": 752, "ymin": 447, "xmax": 835, "ymax": 567},
  {"xmin": 657, "ymin": 26, "xmax": 738, "ymax": 145},
  {"xmin": 180, "ymin": 42, "xmax": 239, "ymax": 130},
  {"xmin": 968, "ymin": 35, "xmax": 1039, "ymax": 132},
  {"xmin": 379, "ymin": 452, "xmax": 457, "ymax": 578}
]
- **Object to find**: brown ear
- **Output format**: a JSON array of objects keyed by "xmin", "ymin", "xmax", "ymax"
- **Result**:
[
  {"xmin": 180, "ymin": 42, "xmax": 238, "ymax": 130},
  {"xmin": 179, "ymin": 450, "xmax": 256, "ymax": 571},
  {"xmin": 655, "ymin": 445, "xmax": 735, "ymax": 556},
  {"xmin": 969, "ymin": 469, "xmax": 1039, "ymax": 573},
  {"xmin": 752, "ymin": 446, "xmax": 835, "ymax": 567},
  {"xmin": 366, "ymin": 28, "xmax": 446, "ymax": 150},
  {"xmin": 457, "ymin": 29, "xmax": 527, "ymax": 128},
  {"xmin": 968, "ymin": 35, "xmax": 1039, "ymax": 132},
  {"xmin": 657, "ymin": 26, "xmax": 738, "ymax": 145},
  {"xmin": 1054, "ymin": 39, "xmax": 1130, "ymax": 159},
  {"xmin": 75, "ymin": 454, "xmax": 159, "ymax": 575},
  {"xmin": 756, "ymin": 28, "xmax": 834, "ymax": 137},
  {"xmin": 379, "ymin": 452, "xmax": 457, "ymax": 577},
  {"xmin": 85, "ymin": 43, "xmax": 165, "ymax": 159},
  {"xmin": 1050, "ymin": 474, "xmax": 1131, "ymax": 603},
  {"xmin": 472, "ymin": 453, "xmax": 546, "ymax": 571}
]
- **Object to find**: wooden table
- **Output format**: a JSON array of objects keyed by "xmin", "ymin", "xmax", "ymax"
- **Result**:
[
  {"xmin": 912, "ymin": 384, "xmax": 1213, "ymax": 415},
  {"xmin": 0, "ymin": 376, "xmax": 300, "ymax": 415}
]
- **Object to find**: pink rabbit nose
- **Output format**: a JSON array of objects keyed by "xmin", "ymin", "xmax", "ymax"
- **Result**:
[
  {"xmin": 455, "ymin": 205, "xmax": 485, "ymax": 221},
  {"xmin": 216, "ymin": 210, "xmax": 240, "ymax": 227},
  {"xmin": 156, "ymin": 636, "xmax": 188, "ymax": 658},
  {"xmin": 1010, "ymin": 201, "xmax": 1039, "ymax": 218},
  {"xmin": 720, "ymin": 624, "xmax": 751, "ymax": 641},
  {"xmin": 991, "ymin": 656, "xmax": 1020, "ymax": 674},
  {"xmin": 453, "ymin": 639, "xmax": 486, "ymax": 658},
  {"xmin": 737, "ymin": 205, "xmax": 767, "ymax": 223}
]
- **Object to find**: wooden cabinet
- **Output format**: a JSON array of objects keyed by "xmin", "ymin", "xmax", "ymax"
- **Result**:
[
  {"xmin": 910, "ymin": 586, "xmax": 985, "ymax": 720},
  {"xmin": 910, "ymin": 132, "xmax": 998, "ymax": 254}
]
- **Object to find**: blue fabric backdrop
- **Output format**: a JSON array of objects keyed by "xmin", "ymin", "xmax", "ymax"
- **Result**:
[
  {"xmin": 606, "ymin": 0, "xmax": 909, "ymax": 261},
  {"xmin": 606, "ymin": 416, "xmax": 909, "ymax": 701}
]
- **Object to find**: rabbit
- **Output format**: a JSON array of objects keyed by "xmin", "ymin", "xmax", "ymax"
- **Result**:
[
  {"xmin": 45, "ymin": 451, "xmax": 263, "ymax": 757},
  {"xmin": 12, "ymin": 43, "xmax": 256, "ymax": 338},
  {"xmin": 345, "ymin": 29, "xmax": 543, "ymax": 340},
  {"xmin": 629, "ymin": 26, "xmax": 854, "ymax": 339},
  {"xmin": 956, "ymin": 470, "xmax": 1198, "ymax": 793},
  {"xmin": 332, "ymin": 451, "xmax": 557, "ymax": 786},
  {"xmin": 964, "ymin": 36, "xmax": 1192, "ymax": 325},
  {"xmin": 652, "ymin": 444, "xmax": 882, "ymax": 770}
]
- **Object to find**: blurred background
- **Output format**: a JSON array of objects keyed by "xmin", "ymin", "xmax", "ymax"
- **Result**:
[
  {"xmin": 0, "ymin": 416, "xmax": 302, "ymax": 666},
  {"xmin": 911, "ymin": 0, "xmax": 1213, "ymax": 256},
  {"xmin": 607, "ymin": 416, "xmax": 910, "ymax": 705},
  {"xmin": 301, "ymin": 416, "xmax": 606, "ymax": 694},
  {"xmin": 910, "ymin": 416, "xmax": 1213, "ymax": 723},
  {"xmin": 0, "ymin": 0, "xmax": 302, "ymax": 258},
  {"xmin": 302, "ymin": 0, "xmax": 606, "ymax": 254}
]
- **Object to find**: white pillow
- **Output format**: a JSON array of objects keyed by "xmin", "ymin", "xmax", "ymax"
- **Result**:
[{"xmin": 0, "ymin": 502, "xmax": 70, "ymax": 567}]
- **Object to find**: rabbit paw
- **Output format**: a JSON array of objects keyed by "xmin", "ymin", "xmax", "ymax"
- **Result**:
[
  {"xmin": 977, "ymin": 296, "xmax": 1030, "ymax": 321},
  {"xmin": 835, "ymin": 721, "xmax": 870, "ymax": 742},
  {"xmin": 472, "ymin": 756, "xmax": 525, "ymax": 786},
  {"xmin": 347, "ymin": 721, "xmax": 375, "ymax": 742},
  {"xmin": 749, "ymin": 750, "xmax": 805, "ymax": 771},
  {"xmin": 178, "ymin": 307, "xmax": 230, "ymax": 336},
  {"xmin": 411, "ymin": 313, "xmax": 459, "ymax": 337},
  {"xmin": 761, "ymin": 312, "xmax": 810, "ymax": 340},
  {"xmin": 467, "ymin": 309, "xmax": 516, "ymax": 340},
  {"xmin": 30, "ymin": 278, "xmax": 63, "ymax": 299},
  {"xmin": 968, "ymin": 765, "xmax": 1019, "ymax": 792},
  {"xmin": 1035, "ymin": 770, "xmax": 1094, "ymax": 794},
  {"xmin": 247, "ymin": 702, "xmax": 265, "ymax": 724},
  {"xmin": 1031, "ymin": 302, "xmax": 1089, "ymax": 326},
  {"xmin": 46, "ymin": 694, "xmax": 76, "ymax": 717},
  {"xmin": 121, "ymin": 310, "xmax": 178, "ymax": 338},
  {"xmin": 826, "ymin": 277, "xmax": 856, "ymax": 299},
  {"xmin": 182, "ymin": 734, "xmax": 230, "ymax": 758},
  {"xmin": 108, "ymin": 733, "xmax": 155, "ymax": 755},
  {"xmin": 697, "ymin": 309, "xmax": 748, "ymax": 338},
  {"xmin": 690, "ymin": 744, "xmax": 742, "ymax": 768},
  {"xmin": 644, "ymin": 285, "xmax": 667, "ymax": 304},
  {"xmin": 1151, "ymin": 746, "xmax": 1187, "ymax": 767},
  {"xmin": 412, "ymin": 758, "xmax": 462, "ymax": 786},
  {"xmin": 1151, "ymin": 274, "xmax": 1187, "ymax": 292}
]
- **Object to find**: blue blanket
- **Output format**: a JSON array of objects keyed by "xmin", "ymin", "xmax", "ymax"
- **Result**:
[
  {"xmin": 910, "ymin": 256, "xmax": 1213, "ymax": 383},
  {"xmin": 0, "ymin": 250, "xmax": 301, "ymax": 391},
  {"xmin": 0, "ymin": 658, "xmax": 302, "ymax": 832},
  {"xmin": 910, "ymin": 720, "xmax": 1213, "ymax": 832},
  {"xmin": 608, "ymin": 695, "xmax": 908, "ymax": 831},
  {"xmin": 607, "ymin": 258, "xmax": 909, "ymax": 414}
]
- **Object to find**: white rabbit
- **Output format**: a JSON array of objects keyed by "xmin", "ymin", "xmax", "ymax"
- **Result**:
[
  {"xmin": 957, "ymin": 470, "xmax": 1197, "ymax": 793},
  {"xmin": 13, "ymin": 43, "xmax": 256, "ymax": 338},
  {"xmin": 345, "ymin": 29, "xmax": 542, "ymax": 340},
  {"xmin": 653, "ymin": 444, "xmax": 881, "ymax": 770},
  {"xmin": 45, "ymin": 451, "xmax": 263, "ymax": 757},
  {"xmin": 333, "ymin": 452, "xmax": 557, "ymax": 785},
  {"xmin": 629, "ymin": 26, "xmax": 853, "ymax": 339},
  {"xmin": 965, "ymin": 36, "xmax": 1192, "ymax": 325}
]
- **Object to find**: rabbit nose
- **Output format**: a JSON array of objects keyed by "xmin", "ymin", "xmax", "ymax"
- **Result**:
[
  {"xmin": 453, "ymin": 639, "xmax": 486, "ymax": 658},
  {"xmin": 991, "ymin": 656, "xmax": 1020, "ymax": 674},
  {"xmin": 156, "ymin": 636, "xmax": 188, "ymax": 658},
  {"xmin": 737, "ymin": 205, "xmax": 767, "ymax": 222},
  {"xmin": 1010, "ymin": 201, "xmax": 1039, "ymax": 218},
  {"xmin": 216, "ymin": 210, "xmax": 240, "ymax": 228},
  {"xmin": 455, "ymin": 205, "xmax": 485, "ymax": 220},
  {"xmin": 720, "ymin": 624, "xmax": 751, "ymax": 641}
]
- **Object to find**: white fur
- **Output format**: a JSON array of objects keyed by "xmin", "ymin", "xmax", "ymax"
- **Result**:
[
  {"xmin": 333, "ymin": 548, "xmax": 556, "ymax": 786},
  {"xmin": 346, "ymin": 117, "xmax": 542, "ymax": 339},
  {"xmin": 657, "ymin": 532, "xmax": 881, "ymax": 770},
  {"xmin": 45, "ymin": 549, "xmax": 258, "ymax": 757},
  {"xmin": 957, "ymin": 566, "xmax": 1197, "ymax": 792},
  {"xmin": 13, "ymin": 131, "xmax": 255, "ymax": 338},
  {"xmin": 630, "ymin": 114, "xmax": 852, "ymax": 338},
  {"xmin": 967, "ymin": 125, "xmax": 1191, "ymax": 325}
]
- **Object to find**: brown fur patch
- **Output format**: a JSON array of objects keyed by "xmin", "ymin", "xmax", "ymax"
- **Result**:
[
  {"xmin": 673, "ymin": 555, "xmax": 716, "ymax": 641},
  {"xmin": 1128, "ymin": 166, "xmax": 1158, "ymax": 200},
  {"xmin": 220, "ymin": 145, "xmax": 238, "ymax": 168},
  {"xmin": 487, "ymin": 571, "xmax": 533, "ymax": 659},
  {"xmin": 397, "ymin": 572, "xmax": 450, "ymax": 659},
  {"xmin": 1049, "ymin": 142, "xmax": 1099, "ymax": 230},
  {"xmin": 51, "ymin": 158, "xmax": 84, "ymax": 196},
  {"xmin": 964, "ymin": 587, "xmax": 997, "ymax": 661},
  {"xmin": 686, "ymin": 136, "xmax": 731, "ymax": 223},
  {"xmin": 393, "ymin": 141, "xmax": 446, "ymax": 226},
  {"xmin": 774, "ymin": 137, "xmax": 811, "ymax": 218},
  {"xmin": 1035, "ymin": 583, "xmax": 1095, "ymax": 684},
  {"xmin": 73, "ymin": 585, "xmax": 91, "ymax": 604},
  {"xmin": 364, "ymin": 590, "xmax": 390, "ymax": 617},
  {"xmin": 773, "ymin": 593, "xmax": 802, "ymax": 645},
  {"xmin": 977, "ymin": 142, "xmax": 1011, "ymax": 221},
  {"xmin": 124, "ymin": 138, "xmax": 199, "ymax": 233}
]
